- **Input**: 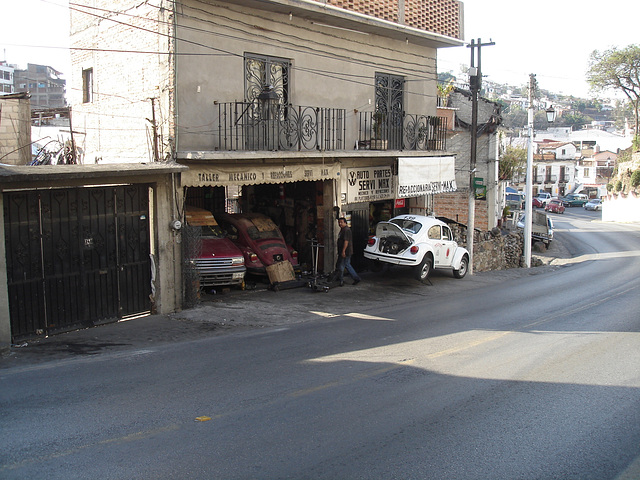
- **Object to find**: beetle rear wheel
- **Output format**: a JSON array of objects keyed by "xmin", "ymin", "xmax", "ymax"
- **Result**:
[{"xmin": 414, "ymin": 255, "xmax": 432, "ymax": 282}]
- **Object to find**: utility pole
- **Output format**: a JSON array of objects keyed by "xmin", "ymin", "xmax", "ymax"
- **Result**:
[
  {"xmin": 523, "ymin": 73, "xmax": 537, "ymax": 268},
  {"xmin": 467, "ymin": 38, "xmax": 494, "ymax": 275},
  {"xmin": 148, "ymin": 97, "xmax": 160, "ymax": 162},
  {"xmin": 68, "ymin": 106, "xmax": 77, "ymax": 164}
]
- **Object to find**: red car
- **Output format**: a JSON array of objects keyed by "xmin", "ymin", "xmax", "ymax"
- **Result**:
[
  {"xmin": 216, "ymin": 212, "xmax": 299, "ymax": 276},
  {"xmin": 544, "ymin": 198, "xmax": 565, "ymax": 214},
  {"xmin": 184, "ymin": 207, "xmax": 246, "ymax": 287},
  {"xmin": 532, "ymin": 197, "xmax": 544, "ymax": 208}
]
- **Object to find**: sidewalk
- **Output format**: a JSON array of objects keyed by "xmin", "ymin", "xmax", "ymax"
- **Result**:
[{"xmin": 0, "ymin": 240, "xmax": 570, "ymax": 370}]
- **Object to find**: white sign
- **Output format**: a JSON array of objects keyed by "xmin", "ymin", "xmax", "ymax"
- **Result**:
[
  {"xmin": 397, "ymin": 156, "xmax": 457, "ymax": 198},
  {"xmin": 181, "ymin": 163, "xmax": 340, "ymax": 187},
  {"xmin": 345, "ymin": 166, "xmax": 394, "ymax": 203}
]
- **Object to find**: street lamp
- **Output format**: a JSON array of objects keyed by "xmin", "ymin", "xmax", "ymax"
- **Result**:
[
  {"xmin": 546, "ymin": 105, "xmax": 557, "ymax": 123},
  {"xmin": 524, "ymin": 78, "xmax": 556, "ymax": 268}
]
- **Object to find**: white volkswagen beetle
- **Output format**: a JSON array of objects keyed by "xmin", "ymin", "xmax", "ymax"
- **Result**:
[{"xmin": 364, "ymin": 214, "xmax": 469, "ymax": 282}]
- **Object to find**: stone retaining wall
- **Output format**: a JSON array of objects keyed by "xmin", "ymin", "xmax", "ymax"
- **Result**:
[{"xmin": 447, "ymin": 223, "xmax": 525, "ymax": 272}]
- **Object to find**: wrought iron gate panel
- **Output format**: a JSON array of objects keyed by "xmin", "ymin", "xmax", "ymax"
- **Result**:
[
  {"xmin": 3, "ymin": 192, "xmax": 46, "ymax": 337},
  {"xmin": 80, "ymin": 187, "xmax": 120, "ymax": 322},
  {"xmin": 116, "ymin": 185, "xmax": 151, "ymax": 317},
  {"xmin": 39, "ymin": 189, "xmax": 85, "ymax": 331},
  {"xmin": 4, "ymin": 185, "xmax": 151, "ymax": 339}
]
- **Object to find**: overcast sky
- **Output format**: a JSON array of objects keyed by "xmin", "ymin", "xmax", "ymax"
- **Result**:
[
  {"xmin": 1, "ymin": 0, "xmax": 71, "ymax": 76},
  {"xmin": 437, "ymin": 0, "xmax": 638, "ymax": 98},
  {"xmin": 2, "ymin": 0, "xmax": 637, "ymax": 99}
]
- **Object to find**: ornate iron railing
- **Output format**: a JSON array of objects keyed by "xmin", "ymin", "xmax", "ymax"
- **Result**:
[
  {"xmin": 213, "ymin": 102, "xmax": 346, "ymax": 152},
  {"xmin": 357, "ymin": 111, "xmax": 447, "ymax": 151}
]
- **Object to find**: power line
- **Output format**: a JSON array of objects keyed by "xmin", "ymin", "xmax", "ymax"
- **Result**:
[{"xmin": 67, "ymin": 1, "xmax": 440, "ymax": 101}]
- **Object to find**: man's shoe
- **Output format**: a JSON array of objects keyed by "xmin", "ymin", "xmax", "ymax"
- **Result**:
[
  {"xmin": 353, "ymin": 279, "xmax": 360, "ymax": 285},
  {"xmin": 339, "ymin": 280, "xmax": 344, "ymax": 287}
]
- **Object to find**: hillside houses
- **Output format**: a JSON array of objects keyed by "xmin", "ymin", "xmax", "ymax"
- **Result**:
[{"xmin": 505, "ymin": 122, "xmax": 631, "ymax": 199}]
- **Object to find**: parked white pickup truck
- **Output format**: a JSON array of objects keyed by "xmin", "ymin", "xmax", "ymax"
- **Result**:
[
  {"xmin": 517, "ymin": 210, "xmax": 554, "ymax": 248},
  {"xmin": 535, "ymin": 192, "xmax": 552, "ymax": 207}
]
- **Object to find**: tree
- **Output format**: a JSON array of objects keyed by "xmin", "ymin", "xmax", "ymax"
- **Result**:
[
  {"xmin": 556, "ymin": 111, "xmax": 592, "ymax": 130},
  {"xmin": 499, "ymin": 145, "xmax": 527, "ymax": 180},
  {"xmin": 587, "ymin": 45, "xmax": 640, "ymax": 149},
  {"xmin": 438, "ymin": 71, "xmax": 457, "ymax": 85},
  {"xmin": 501, "ymin": 105, "xmax": 528, "ymax": 130}
]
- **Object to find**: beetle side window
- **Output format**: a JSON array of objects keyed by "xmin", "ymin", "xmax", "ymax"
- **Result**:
[
  {"xmin": 442, "ymin": 226, "xmax": 453, "ymax": 241},
  {"xmin": 428, "ymin": 225, "xmax": 441, "ymax": 240}
]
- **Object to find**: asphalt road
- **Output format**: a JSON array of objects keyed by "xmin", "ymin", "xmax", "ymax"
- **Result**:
[{"xmin": 1, "ymin": 208, "xmax": 639, "ymax": 479}]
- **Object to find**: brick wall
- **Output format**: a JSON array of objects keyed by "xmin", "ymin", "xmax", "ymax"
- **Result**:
[
  {"xmin": 434, "ymin": 191, "xmax": 490, "ymax": 231},
  {"xmin": 327, "ymin": 0, "xmax": 462, "ymax": 39},
  {"xmin": 0, "ymin": 96, "xmax": 31, "ymax": 165},
  {"xmin": 69, "ymin": 0, "xmax": 173, "ymax": 163}
]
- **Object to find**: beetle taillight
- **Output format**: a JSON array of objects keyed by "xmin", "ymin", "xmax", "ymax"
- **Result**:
[
  {"xmin": 367, "ymin": 236, "xmax": 376, "ymax": 246},
  {"xmin": 410, "ymin": 246, "xmax": 419, "ymax": 254}
]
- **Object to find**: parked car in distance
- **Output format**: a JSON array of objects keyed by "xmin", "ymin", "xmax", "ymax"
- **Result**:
[
  {"xmin": 584, "ymin": 198, "xmax": 602, "ymax": 211},
  {"xmin": 545, "ymin": 198, "xmax": 566, "ymax": 214},
  {"xmin": 364, "ymin": 214, "xmax": 469, "ymax": 282},
  {"xmin": 216, "ymin": 212, "xmax": 299, "ymax": 276},
  {"xmin": 517, "ymin": 211, "xmax": 554, "ymax": 246},
  {"xmin": 506, "ymin": 192, "xmax": 525, "ymax": 210},
  {"xmin": 532, "ymin": 197, "xmax": 544, "ymax": 208},
  {"xmin": 184, "ymin": 207, "xmax": 246, "ymax": 287},
  {"xmin": 535, "ymin": 192, "xmax": 552, "ymax": 207},
  {"xmin": 562, "ymin": 193, "xmax": 588, "ymax": 207}
]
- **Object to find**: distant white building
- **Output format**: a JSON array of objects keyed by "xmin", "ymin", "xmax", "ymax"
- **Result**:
[
  {"xmin": 0, "ymin": 61, "xmax": 14, "ymax": 94},
  {"xmin": 535, "ymin": 127, "xmax": 632, "ymax": 154}
]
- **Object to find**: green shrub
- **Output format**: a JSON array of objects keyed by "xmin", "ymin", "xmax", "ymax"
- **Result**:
[
  {"xmin": 631, "ymin": 170, "xmax": 640, "ymax": 188},
  {"xmin": 615, "ymin": 180, "xmax": 623, "ymax": 192}
]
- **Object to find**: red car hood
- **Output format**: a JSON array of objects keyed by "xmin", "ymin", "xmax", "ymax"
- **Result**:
[{"xmin": 199, "ymin": 237, "xmax": 243, "ymax": 259}]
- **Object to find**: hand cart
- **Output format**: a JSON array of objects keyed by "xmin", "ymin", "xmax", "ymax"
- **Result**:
[{"xmin": 307, "ymin": 238, "xmax": 331, "ymax": 292}]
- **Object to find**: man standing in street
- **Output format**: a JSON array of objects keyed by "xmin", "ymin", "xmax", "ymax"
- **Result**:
[{"xmin": 337, "ymin": 217, "xmax": 361, "ymax": 286}]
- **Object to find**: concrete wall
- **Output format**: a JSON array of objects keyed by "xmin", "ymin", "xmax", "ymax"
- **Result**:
[
  {"xmin": 0, "ymin": 96, "xmax": 31, "ymax": 165},
  {"xmin": 174, "ymin": 0, "xmax": 439, "ymax": 153},
  {"xmin": 602, "ymin": 192, "xmax": 640, "ymax": 223},
  {"xmin": 68, "ymin": 0, "xmax": 456, "ymax": 164}
]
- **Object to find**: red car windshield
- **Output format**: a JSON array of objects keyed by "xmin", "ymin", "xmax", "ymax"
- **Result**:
[{"xmin": 200, "ymin": 225, "xmax": 225, "ymax": 239}]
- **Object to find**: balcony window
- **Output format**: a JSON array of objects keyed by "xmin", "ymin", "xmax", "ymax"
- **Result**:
[
  {"xmin": 244, "ymin": 54, "xmax": 289, "ymax": 107},
  {"xmin": 82, "ymin": 68, "xmax": 93, "ymax": 103}
]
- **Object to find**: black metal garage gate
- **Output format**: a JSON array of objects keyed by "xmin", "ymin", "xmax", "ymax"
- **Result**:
[{"xmin": 3, "ymin": 185, "xmax": 151, "ymax": 339}]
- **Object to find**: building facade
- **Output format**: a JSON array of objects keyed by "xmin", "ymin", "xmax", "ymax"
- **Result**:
[
  {"xmin": 69, "ymin": 0, "xmax": 464, "ymax": 273},
  {"xmin": 13, "ymin": 64, "xmax": 66, "ymax": 109},
  {"xmin": 434, "ymin": 88, "xmax": 502, "ymax": 230},
  {"xmin": 0, "ymin": 61, "xmax": 14, "ymax": 94},
  {"xmin": 0, "ymin": 92, "xmax": 31, "ymax": 165}
]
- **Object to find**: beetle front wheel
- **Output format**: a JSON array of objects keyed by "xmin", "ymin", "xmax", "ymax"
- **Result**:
[{"xmin": 453, "ymin": 255, "xmax": 468, "ymax": 279}]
